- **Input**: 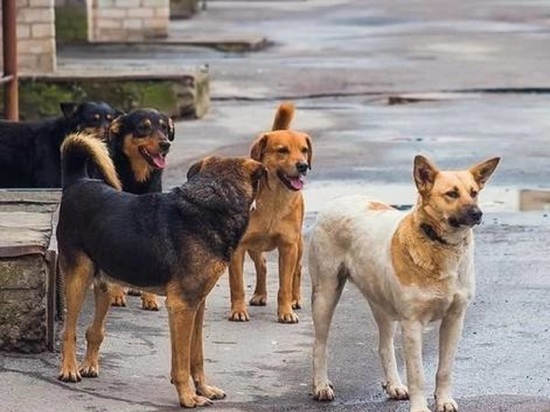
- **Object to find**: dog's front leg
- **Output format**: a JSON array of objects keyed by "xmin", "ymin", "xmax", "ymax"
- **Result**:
[
  {"xmin": 166, "ymin": 294, "xmax": 211, "ymax": 408},
  {"xmin": 277, "ymin": 243, "xmax": 299, "ymax": 323},
  {"xmin": 228, "ymin": 247, "xmax": 250, "ymax": 321},
  {"xmin": 191, "ymin": 300, "xmax": 226, "ymax": 401},
  {"xmin": 402, "ymin": 320, "xmax": 429, "ymax": 412},
  {"xmin": 434, "ymin": 308, "xmax": 466, "ymax": 412}
]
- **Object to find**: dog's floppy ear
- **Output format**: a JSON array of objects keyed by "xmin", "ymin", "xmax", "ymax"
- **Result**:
[
  {"xmin": 245, "ymin": 159, "xmax": 267, "ymax": 180},
  {"xmin": 413, "ymin": 155, "xmax": 439, "ymax": 194},
  {"xmin": 167, "ymin": 118, "xmax": 175, "ymax": 142},
  {"xmin": 469, "ymin": 157, "xmax": 500, "ymax": 189},
  {"xmin": 250, "ymin": 134, "xmax": 269, "ymax": 162},
  {"xmin": 305, "ymin": 135, "xmax": 313, "ymax": 170},
  {"xmin": 60, "ymin": 102, "xmax": 78, "ymax": 119}
]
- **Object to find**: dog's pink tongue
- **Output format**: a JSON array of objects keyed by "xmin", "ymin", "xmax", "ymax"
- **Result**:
[
  {"xmin": 152, "ymin": 154, "xmax": 167, "ymax": 169},
  {"xmin": 288, "ymin": 176, "xmax": 304, "ymax": 190}
]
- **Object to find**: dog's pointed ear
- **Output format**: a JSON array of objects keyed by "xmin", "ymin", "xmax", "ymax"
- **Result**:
[
  {"xmin": 167, "ymin": 118, "xmax": 175, "ymax": 142},
  {"xmin": 108, "ymin": 114, "xmax": 125, "ymax": 140},
  {"xmin": 187, "ymin": 158, "xmax": 205, "ymax": 179},
  {"xmin": 250, "ymin": 134, "xmax": 269, "ymax": 162},
  {"xmin": 60, "ymin": 102, "xmax": 78, "ymax": 119},
  {"xmin": 413, "ymin": 155, "xmax": 439, "ymax": 194},
  {"xmin": 469, "ymin": 157, "xmax": 500, "ymax": 189},
  {"xmin": 305, "ymin": 135, "xmax": 313, "ymax": 170}
]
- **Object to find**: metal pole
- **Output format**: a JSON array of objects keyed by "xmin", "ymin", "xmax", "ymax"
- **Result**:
[{"xmin": 3, "ymin": 0, "xmax": 18, "ymax": 121}]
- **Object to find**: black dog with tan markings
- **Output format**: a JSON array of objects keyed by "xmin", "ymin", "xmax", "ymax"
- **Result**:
[
  {"xmin": 106, "ymin": 108, "xmax": 175, "ymax": 310},
  {"xmin": 56, "ymin": 133, "xmax": 265, "ymax": 408}
]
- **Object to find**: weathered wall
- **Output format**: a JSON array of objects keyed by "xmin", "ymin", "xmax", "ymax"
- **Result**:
[
  {"xmin": 0, "ymin": 0, "xmax": 57, "ymax": 73},
  {"xmin": 88, "ymin": 0, "xmax": 169, "ymax": 42}
]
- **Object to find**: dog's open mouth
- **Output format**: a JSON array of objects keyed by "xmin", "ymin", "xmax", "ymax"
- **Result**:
[
  {"xmin": 277, "ymin": 170, "xmax": 305, "ymax": 191},
  {"xmin": 139, "ymin": 147, "xmax": 167, "ymax": 169}
]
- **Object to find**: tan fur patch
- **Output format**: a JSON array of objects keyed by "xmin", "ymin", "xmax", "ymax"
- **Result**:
[
  {"xmin": 122, "ymin": 134, "xmax": 153, "ymax": 183},
  {"xmin": 62, "ymin": 133, "xmax": 122, "ymax": 190},
  {"xmin": 391, "ymin": 215, "xmax": 452, "ymax": 288},
  {"xmin": 367, "ymin": 201, "xmax": 395, "ymax": 211}
]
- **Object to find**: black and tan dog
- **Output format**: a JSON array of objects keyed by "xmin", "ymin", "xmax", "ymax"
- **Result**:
[
  {"xmin": 106, "ymin": 108, "xmax": 175, "ymax": 310},
  {"xmin": 0, "ymin": 101, "xmax": 119, "ymax": 188},
  {"xmin": 56, "ymin": 133, "xmax": 265, "ymax": 407}
]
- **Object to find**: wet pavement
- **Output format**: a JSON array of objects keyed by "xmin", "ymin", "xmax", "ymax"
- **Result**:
[{"xmin": 2, "ymin": 0, "xmax": 550, "ymax": 411}]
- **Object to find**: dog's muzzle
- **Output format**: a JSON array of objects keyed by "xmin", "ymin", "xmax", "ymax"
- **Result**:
[{"xmin": 449, "ymin": 205, "xmax": 483, "ymax": 228}]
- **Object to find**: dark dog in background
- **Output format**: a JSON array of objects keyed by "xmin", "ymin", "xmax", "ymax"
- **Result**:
[
  {"xmin": 0, "ymin": 101, "xmax": 120, "ymax": 188},
  {"xmin": 106, "ymin": 108, "xmax": 175, "ymax": 310},
  {"xmin": 56, "ymin": 133, "xmax": 265, "ymax": 408}
]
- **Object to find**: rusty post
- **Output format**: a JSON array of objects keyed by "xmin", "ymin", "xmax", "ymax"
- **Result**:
[{"xmin": 2, "ymin": 0, "xmax": 18, "ymax": 121}]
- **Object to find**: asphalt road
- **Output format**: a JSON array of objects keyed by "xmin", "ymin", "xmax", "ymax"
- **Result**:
[{"xmin": 2, "ymin": 1, "xmax": 550, "ymax": 411}]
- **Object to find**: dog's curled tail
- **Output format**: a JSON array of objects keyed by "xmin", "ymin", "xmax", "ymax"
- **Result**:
[
  {"xmin": 61, "ymin": 132, "xmax": 122, "ymax": 191},
  {"xmin": 271, "ymin": 101, "xmax": 295, "ymax": 131}
]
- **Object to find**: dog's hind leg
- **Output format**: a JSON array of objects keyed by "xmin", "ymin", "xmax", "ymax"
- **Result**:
[
  {"xmin": 58, "ymin": 253, "xmax": 94, "ymax": 383},
  {"xmin": 191, "ymin": 300, "xmax": 226, "ymax": 400},
  {"xmin": 248, "ymin": 250, "xmax": 267, "ymax": 307},
  {"xmin": 370, "ymin": 303, "xmax": 409, "ymax": 400},
  {"xmin": 229, "ymin": 247, "xmax": 250, "ymax": 321},
  {"xmin": 79, "ymin": 278, "xmax": 111, "ymax": 378},
  {"xmin": 291, "ymin": 236, "xmax": 303, "ymax": 310},
  {"xmin": 166, "ymin": 289, "xmax": 211, "ymax": 408},
  {"xmin": 310, "ymin": 241, "xmax": 347, "ymax": 401},
  {"xmin": 434, "ymin": 308, "xmax": 466, "ymax": 412}
]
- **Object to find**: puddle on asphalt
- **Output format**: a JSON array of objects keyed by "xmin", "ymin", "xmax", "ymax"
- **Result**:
[{"xmin": 304, "ymin": 181, "xmax": 550, "ymax": 213}]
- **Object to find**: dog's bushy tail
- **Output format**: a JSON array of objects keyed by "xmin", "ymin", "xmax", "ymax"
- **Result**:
[
  {"xmin": 61, "ymin": 132, "xmax": 122, "ymax": 190},
  {"xmin": 271, "ymin": 102, "xmax": 295, "ymax": 131}
]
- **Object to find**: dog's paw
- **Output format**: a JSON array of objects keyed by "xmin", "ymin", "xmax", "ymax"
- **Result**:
[
  {"xmin": 179, "ymin": 394, "xmax": 213, "ymax": 408},
  {"xmin": 196, "ymin": 383, "xmax": 226, "ymax": 400},
  {"xmin": 79, "ymin": 360, "xmax": 99, "ymax": 378},
  {"xmin": 382, "ymin": 381, "xmax": 409, "ymax": 400},
  {"xmin": 58, "ymin": 362, "xmax": 82, "ymax": 383},
  {"xmin": 110, "ymin": 293, "xmax": 127, "ymax": 307},
  {"xmin": 278, "ymin": 310, "xmax": 299, "ymax": 323},
  {"xmin": 435, "ymin": 396, "xmax": 458, "ymax": 412},
  {"xmin": 312, "ymin": 380, "xmax": 335, "ymax": 401},
  {"xmin": 141, "ymin": 293, "xmax": 160, "ymax": 311},
  {"xmin": 249, "ymin": 294, "xmax": 267, "ymax": 306},
  {"xmin": 127, "ymin": 289, "xmax": 142, "ymax": 296},
  {"xmin": 229, "ymin": 308, "xmax": 250, "ymax": 322},
  {"xmin": 292, "ymin": 299, "xmax": 302, "ymax": 310}
]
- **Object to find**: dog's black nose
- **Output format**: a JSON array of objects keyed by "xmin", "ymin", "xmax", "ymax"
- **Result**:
[
  {"xmin": 296, "ymin": 162, "xmax": 309, "ymax": 174},
  {"xmin": 466, "ymin": 206, "xmax": 482, "ymax": 223},
  {"xmin": 160, "ymin": 141, "xmax": 171, "ymax": 152}
]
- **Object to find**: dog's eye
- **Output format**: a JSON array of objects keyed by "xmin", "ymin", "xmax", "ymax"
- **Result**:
[
  {"xmin": 277, "ymin": 147, "xmax": 290, "ymax": 154},
  {"xmin": 301, "ymin": 147, "xmax": 308, "ymax": 154},
  {"xmin": 470, "ymin": 189, "xmax": 478, "ymax": 198},
  {"xmin": 445, "ymin": 190, "xmax": 459, "ymax": 199}
]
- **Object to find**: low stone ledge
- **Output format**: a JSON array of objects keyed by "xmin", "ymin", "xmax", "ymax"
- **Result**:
[{"xmin": 0, "ymin": 70, "xmax": 209, "ymax": 121}]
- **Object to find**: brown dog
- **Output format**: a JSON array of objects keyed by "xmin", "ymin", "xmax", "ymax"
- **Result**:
[
  {"xmin": 228, "ymin": 102, "xmax": 312, "ymax": 323},
  {"xmin": 56, "ymin": 133, "xmax": 265, "ymax": 407}
]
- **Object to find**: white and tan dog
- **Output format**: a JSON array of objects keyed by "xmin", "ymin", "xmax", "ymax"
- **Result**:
[{"xmin": 309, "ymin": 155, "xmax": 500, "ymax": 412}]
